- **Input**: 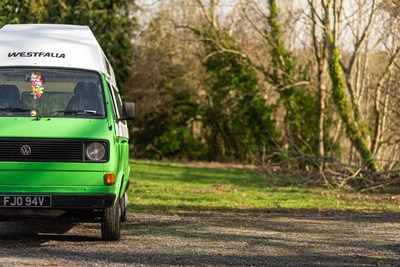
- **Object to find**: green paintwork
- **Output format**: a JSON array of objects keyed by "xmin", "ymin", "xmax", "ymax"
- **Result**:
[
  {"xmin": 0, "ymin": 73, "xmax": 130, "ymax": 205},
  {"xmin": 0, "ymin": 117, "xmax": 108, "ymax": 139}
]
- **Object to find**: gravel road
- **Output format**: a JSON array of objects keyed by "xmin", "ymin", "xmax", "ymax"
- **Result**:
[{"xmin": 0, "ymin": 210, "xmax": 399, "ymax": 266}]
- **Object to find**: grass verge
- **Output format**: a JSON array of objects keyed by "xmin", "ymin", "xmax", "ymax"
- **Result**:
[{"xmin": 127, "ymin": 160, "xmax": 400, "ymax": 213}]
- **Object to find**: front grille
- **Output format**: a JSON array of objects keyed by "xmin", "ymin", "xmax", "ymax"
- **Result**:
[{"xmin": 0, "ymin": 138, "xmax": 83, "ymax": 162}]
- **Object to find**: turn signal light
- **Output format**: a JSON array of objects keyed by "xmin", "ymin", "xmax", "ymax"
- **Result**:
[{"xmin": 105, "ymin": 173, "xmax": 115, "ymax": 185}]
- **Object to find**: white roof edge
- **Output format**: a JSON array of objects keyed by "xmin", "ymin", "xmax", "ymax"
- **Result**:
[{"xmin": 0, "ymin": 24, "xmax": 116, "ymax": 85}]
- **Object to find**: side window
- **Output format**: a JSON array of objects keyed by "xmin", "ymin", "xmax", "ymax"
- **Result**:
[
  {"xmin": 113, "ymin": 87, "xmax": 123, "ymax": 119},
  {"xmin": 108, "ymin": 83, "xmax": 124, "ymax": 122},
  {"xmin": 108, "ymin": 82, "xmax": 118, "ymax": 118}
]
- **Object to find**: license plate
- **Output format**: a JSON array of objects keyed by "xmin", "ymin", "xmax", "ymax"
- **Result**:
[{"xmin": 0, "ymin": 195, "xmax": 52, "ymax": 207}]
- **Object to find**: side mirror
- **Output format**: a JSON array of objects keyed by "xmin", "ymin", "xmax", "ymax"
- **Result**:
[{"xmin": 118, "ymin": 102, "xmax": 135, "ymax": 121}]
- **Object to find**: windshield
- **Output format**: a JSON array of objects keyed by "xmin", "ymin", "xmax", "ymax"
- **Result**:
[{"xmin": 0, "ymin": 68, "xmax": 105, "ymax": 118}]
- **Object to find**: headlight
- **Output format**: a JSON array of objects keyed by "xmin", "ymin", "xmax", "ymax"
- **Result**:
[{"xmin": 86, "ymin": 142, "xmax": 106, "ymax": 161}]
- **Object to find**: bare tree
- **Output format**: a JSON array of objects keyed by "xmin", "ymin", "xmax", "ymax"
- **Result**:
[
  {"xmin": 309, "ymin": 0, "xmax": 379, "ymax": 171},
  {"xmin": 309, "ymin": 0, "xmax": 328, "ymax": 167}
]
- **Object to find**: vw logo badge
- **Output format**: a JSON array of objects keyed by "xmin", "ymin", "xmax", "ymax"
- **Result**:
[{"xmin": 20, "ymin": 145, "xmax": 32, "ymax": 156}]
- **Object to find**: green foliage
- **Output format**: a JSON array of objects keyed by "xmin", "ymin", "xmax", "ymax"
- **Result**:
[
  {"xmin": 323, "ymin": 96, "xmax": 343, "ymax": 159},
  {"xmin": 16, "ymin": 0, "xmax": 63, "ymax": 23},
  {"xmin": 0, "ymin": 0, "xmax": 20, "ymax": 26},
  {"xmin": 267, "ymin": 0, "xmax": 319, "ymax": 169},
  {"xmin": 128, "ymin": 13, "xmax": 206, "ymax": 160},
  {"xmin": 197, "ymin": 30, "xmax": 278, "ymax": 162},
  {"xmin": 134, "ymin": 64, "xmax": 205, "ymax": 160},
  {"xmin": 131, "ymin": 21, "xmax": 278, "ymax": 163},
  {"xmin": 268, "ymin": 0, "xmax": 296, "ymax": 85}
]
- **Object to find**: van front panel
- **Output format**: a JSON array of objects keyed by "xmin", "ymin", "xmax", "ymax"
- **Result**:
[{"xmin": 0, "ymin": 68, "xmax": 125, "ymax": 210}]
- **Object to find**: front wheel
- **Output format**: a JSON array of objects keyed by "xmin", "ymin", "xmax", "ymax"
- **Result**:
[{"xmin": 101, "ymin": 200, "xmax": 121, "ymax": 241}]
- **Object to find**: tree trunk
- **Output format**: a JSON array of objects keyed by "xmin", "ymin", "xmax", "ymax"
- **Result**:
[
  {"xmin": 317, "ymin": 61, "xmax": 327, "ymax": 165},
  {"xmin": 326, "ymin": 45, "xmax": 378, "ymax": 171},
  {"xmin": 318, "ymin": 0, "xmax": 378, "ymax": 172},
  {"xmin": 310, "ymin": 0, "xmax": 327, "ymax": 167}
]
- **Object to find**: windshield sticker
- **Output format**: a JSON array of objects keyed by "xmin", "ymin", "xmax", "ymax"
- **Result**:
[{"xmin": 30, "ymin": 72, "xmax": 44, "ymax": 99}]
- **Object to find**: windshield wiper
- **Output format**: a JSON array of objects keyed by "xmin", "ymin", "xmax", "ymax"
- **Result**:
[
  {"xmin": 0, "ymin": 107, "xmax": 32, "ymax": 112},
  {"xmin": 62, "ymin": 109, "xmax": 101, "ymax": 115},
  {"xmin": 37, "ymin": 109, "xmax": 103, "ymax": 120}
]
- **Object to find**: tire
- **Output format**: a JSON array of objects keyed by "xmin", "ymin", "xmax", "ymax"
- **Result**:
[
  {"xmin": 120, "ymin": 191, "xmax": 128, "ymax": 222},
  {"xmin": 101, "ymin": 200, "xmax": 121, "ymax": 241}
]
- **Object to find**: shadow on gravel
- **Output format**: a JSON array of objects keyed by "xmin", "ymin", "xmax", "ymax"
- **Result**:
[
  {"xmin": 0, "ymin": 218, "xmax": 101, "ymax": 242},
  {"xmin": 10, "ymin": 253, "xmax": 400, "ymax": 267},
  {"xmin": 0, "ymin": 211, "xmax": 398, "ymax": 266},
  {"xmin": 0, "ymin": 243, "xmax": 398, "ymax": 267},
  {"xmin": 123, "ymin": 211, "xmax": 400, "ymax": 266},
  {"xmin": 0, "ymin": 248, "xmax": 395, "ymax": 267}
]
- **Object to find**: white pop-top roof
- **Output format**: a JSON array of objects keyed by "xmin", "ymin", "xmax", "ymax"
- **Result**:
[{"xmin": 0, "ymin": 24, "xmax": 115, "ymax": 81}]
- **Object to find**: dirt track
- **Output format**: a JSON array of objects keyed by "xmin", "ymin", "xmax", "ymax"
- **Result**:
[{"xmin": 0, "ymin": 211, "xmax": 399, "ymax": 266}]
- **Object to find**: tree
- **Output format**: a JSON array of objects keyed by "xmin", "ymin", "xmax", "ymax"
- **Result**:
[
  {"xmin": 196, "ymin": 29, "xmax": 277, "ymax": 162},
  {"xmin": 0, "ymin": 0, "xmax": 21, "ymax": 26},
  {"xmin": 128, "ymin": 9, "xmax": 205, "ymax": 160},
  {"xmin": 187, "ymin": 1, "xmax": 278, "ymax": 162},
  {"xmin": 237, "ymin": 0, "xmax": 320, "ymax": 168},
  {"xmin": 266, "ymin": 0, "xmax": 320, "ymax": 168},
  {"xmin": 313, "ymin": 0, "xmax": 379, "ymax": 171},
  {"xmin": 309, "ymin": 0, "xmax": 329, "ymax": 167}
]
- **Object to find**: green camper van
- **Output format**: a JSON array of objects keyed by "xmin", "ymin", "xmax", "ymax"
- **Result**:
[{"xmin": 0, "ymin": 24, "xmax": 135, "ymax": 240}]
